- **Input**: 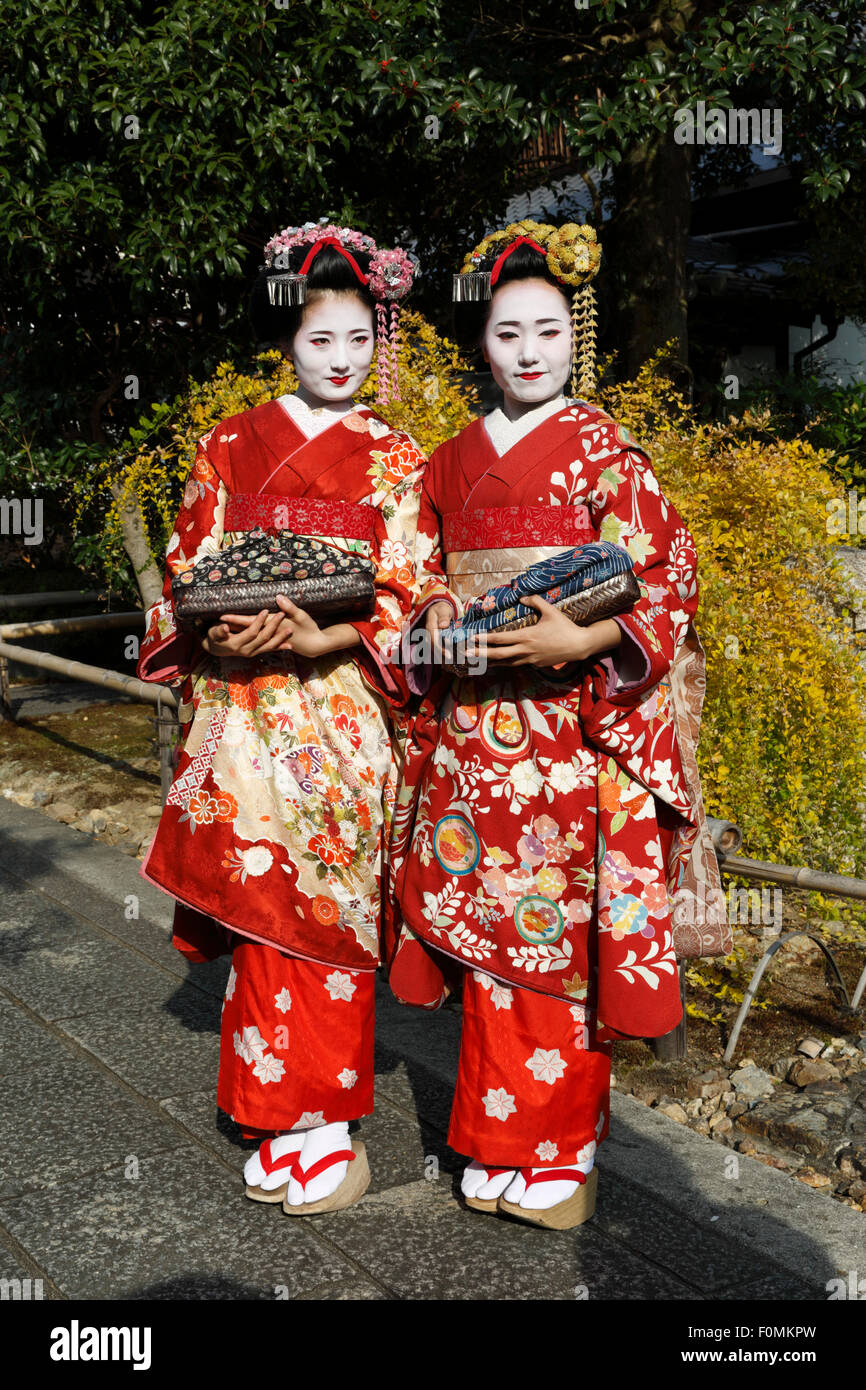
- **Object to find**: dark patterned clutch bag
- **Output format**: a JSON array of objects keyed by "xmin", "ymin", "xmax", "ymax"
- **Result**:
[
  {"xmin": 172, "ymin": 528, "xmax": 377, "ymax": 633},
  {"xmin": 442, "ymin": 542, "xmax": 640, "ymax": 674}
]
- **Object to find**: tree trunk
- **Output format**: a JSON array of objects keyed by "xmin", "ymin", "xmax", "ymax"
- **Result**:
[
  {"xmin": 606, "ymin": 129, "xmax": 693, "ymax": 382},
  {"xmin": 90, "ymin": 381, "xmax": 163, "ymax": 612},
  {"xmin": 108, "ymin": 479, "xmax": 164, "ymax": 611}
]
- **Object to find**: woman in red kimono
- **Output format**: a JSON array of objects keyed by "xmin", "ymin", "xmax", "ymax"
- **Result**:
[
  {"xmin": 136, "ymin": 222, "xmax": 423, "ymax": 1215},
  {"xmin": 390, "ymin": 221, "xmax": 724, "ymax": 1229}
]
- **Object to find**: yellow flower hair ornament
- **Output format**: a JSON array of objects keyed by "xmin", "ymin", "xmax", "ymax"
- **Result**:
[{"xmin": 453, "ymin": 221, "xmax": 601, "ymax": 397}]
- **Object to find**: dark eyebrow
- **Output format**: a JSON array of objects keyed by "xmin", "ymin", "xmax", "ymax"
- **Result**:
[
  {"xmin": 305, "ymin": 327, "xmax": 372, "ymax": 335},
  {"xmin": 493, "ymin": 318, "xmax": 567, "ymax": 327}
]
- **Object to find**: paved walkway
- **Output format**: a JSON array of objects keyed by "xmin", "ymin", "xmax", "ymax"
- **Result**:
[{"xmin": 0, "ymin": 799, "xmax": 863, "ymax": 1301}]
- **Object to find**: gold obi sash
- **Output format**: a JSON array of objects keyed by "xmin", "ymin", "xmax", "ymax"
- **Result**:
[{"xmin": 446, "ymin": 545, "xmax": 574, "ymax": 606}]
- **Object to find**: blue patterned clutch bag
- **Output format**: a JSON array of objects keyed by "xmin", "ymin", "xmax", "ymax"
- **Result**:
[{"xmin": 443, "ymin": 542, "xmax": 639, "ymax": 671}]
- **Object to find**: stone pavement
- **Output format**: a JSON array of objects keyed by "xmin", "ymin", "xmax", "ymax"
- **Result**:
[{"xmin": 0, "ymin": 799, "xmax": 864, "ymax": 1302}]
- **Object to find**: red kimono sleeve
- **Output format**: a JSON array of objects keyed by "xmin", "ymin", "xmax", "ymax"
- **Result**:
[
  {"xmin": 136, "ymin": 437, "xmax": 227, "ymax": 689},
  {"xmin": 346, "ymin": 434, "xmax": 434, "ymax": 710},
  {"xmin": 135, "ymin": 432, "xmax": 232, "ymax": 963},
  {"xmin": 400, "ymin": 446, "xmax": 463, "ymax": 696},
  {"xmin": 585, "ymin": 440, "xmax": 699, "ymax": 710}
]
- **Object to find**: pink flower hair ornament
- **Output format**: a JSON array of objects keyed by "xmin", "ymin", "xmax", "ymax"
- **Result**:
[{"xmin": 262, "ymin": 219, "xmax": 416, "ymax": 405}]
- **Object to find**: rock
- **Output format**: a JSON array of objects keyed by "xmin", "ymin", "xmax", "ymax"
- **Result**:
[
  {"xmin": 721, "ymin": 1090, "xmax": 736, "ymax": 1105},
  {"xmin": 796, "ymin": 1037, "xmax": 825, "ymax": 1058},
  {"xmin": 837, "ymin": 1145, "xmax": 866, "ymax": 1180},
  {"xmin": 730, "ymin": 1064, "xmax": 776, "ymax": 1098},
  {"xmin": 687, "ymin": 1075, "xmax": 728, "ymax": 1100},
  {"xmin": 705, "ymin": 1094, "xmax": 722, "ymax": 1114},
  {"xmin": 787, "ymin": 1058, "xmax": 840, "ymax": 1088},
  {"xmin": 750, "ymin": 1151, "xmax": 793, "ymax": 1173},
  {"xmin": 845, "ymin": 1179, "xmax": 866, "ymax": 1203},
  {"xmin": 772, "ymin": 1056, "xmax": 797, "ymax": 1078},
  {"xmin": 728, "ymin": 1102, "xmax": 748, "ymax": 1119},
  {"xmin": 116, "ymin": 834, "xmax": 143, "ymax": 856},
  {"xmin": 45, "ymin": 801, "xmax": 77, "ymax": 824},
  {"xmin": 31, "ymin": 788, "xmax": 53, "ymax": 806},
  {"xmin": 632, "ymin": 1084, "xmax": 660, "ymax": 1106},
  {"xmin": 785, "ymin": 934, "xmax": 824, "ymax": 964},
  {"xmin": 145, "ymin": 805, "xmax": 163, "ymax": 819},
  {"xmin": 693, "ymin": 1119, "xmax": 711, "ymax": 1135},
  {"xmin": 709, "ymin": 1114, "xmax": 733, "ymax": 1135},
  {"xmin": 685, "ymin": 1098, "xmax": 703, "ymax": 1118},
  {"xmin": 85, "ymin": 810, "xmax": 108, "ymax": 833},
  {"xmin": 835, "ymin": 1058, "xmax": 859, "ymax": 1078},
  {"xmin": 796, "ymin": 1167, "xmax": 833, "ymax": 1191},
  {"xmin": 658, "ymin": 1102, "xmax": 688, "ymax": 1125}
]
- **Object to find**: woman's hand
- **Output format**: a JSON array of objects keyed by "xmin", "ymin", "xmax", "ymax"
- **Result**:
[
  {"xmin": 424, "ymin": 600, "xmax": 455, "ymax": 658},
  {"xmin": 204, "ymin": 598, "xmax": 362, "ymax": 660},
  {"xmin": 480, "ymin": 596, "xmax": 623, "ymax": 668},
  {"xmin": 201, "ymin": 609, "xmax": 293, "ymax": 659},
  {"xmin": 273, "ymin": 595, "xmax": 359, "ymax": 657}
]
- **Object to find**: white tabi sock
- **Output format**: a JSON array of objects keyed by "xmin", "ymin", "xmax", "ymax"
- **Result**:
[
  {"xmin": 244, "ymin": 1130, "xmax": 305, "ymax": 1192},
  {"xmin": 461, "ymin": 1159, "xmax": 517, "ymax": 1203},
  {"xmin": 287, "ymin": 1121, "xmax": 352, "ymax": 1207},
  {"xmin": 503, "ymin": 1154, "xmax": 595, "ymax": 1211}
]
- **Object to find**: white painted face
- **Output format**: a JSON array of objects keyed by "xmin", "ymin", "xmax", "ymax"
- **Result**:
[
  {"xmin": 482, "ymin": 277, "xmax": 572, "ymax": 407},
  {"xmin": 288, "ymin": 292, "xmax": 375, "ymax": 405}
]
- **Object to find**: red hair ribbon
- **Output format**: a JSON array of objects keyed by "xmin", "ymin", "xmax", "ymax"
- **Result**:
[
  {"xmin": 298, "ymin": 236, "xmax": 370, "ymax": 286},
  {"xmin": 489, "ymin": 236, "xmax": 548, "ymax": 286}
]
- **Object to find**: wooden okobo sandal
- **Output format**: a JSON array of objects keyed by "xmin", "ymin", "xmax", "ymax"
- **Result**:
[
  {"xmin": 281, "ymin": 1138, "xmax": 370, "ymax": 1216},
  {"xmin": 497, "ymin": 1165, "xmax": 598, "ymax": 1230},
  {"xmin": 244, "ymin": 1137, "xmax": 302, "ymax": 1204},
  {"xmin": 463, "ymin": 1166, "xmax": 516, "ymax": 1214}
]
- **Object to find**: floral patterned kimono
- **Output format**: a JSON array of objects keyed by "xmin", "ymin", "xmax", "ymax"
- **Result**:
[
  {"xmin": 389, "ymin": 396, "xmax": 727, "ymax": 1166},
  {"xmin": 136, "ymin": 393, "xmax": 425, "ymax": 1135}
]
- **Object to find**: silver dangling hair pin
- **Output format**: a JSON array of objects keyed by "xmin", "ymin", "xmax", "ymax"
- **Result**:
[{"xmin": 452, "ymin": 272, "xmax": 492, "ymax": 302}]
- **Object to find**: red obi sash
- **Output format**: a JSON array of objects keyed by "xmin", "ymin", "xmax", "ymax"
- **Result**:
[
  {"xmin": 224, "ymin": 494, "xmax": 377, "ymax": 539},
  {"xmin": 442, "ymin": 505, "xmax": 595, "ymax": 552}
]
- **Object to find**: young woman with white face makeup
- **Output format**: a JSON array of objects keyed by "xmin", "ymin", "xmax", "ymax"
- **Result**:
[
  {"xmin": 136, "ymin": 225, "xmax": 427, "ymax": 1217},
  {"xmin": 390, "ymin": 223, "xmax": 722, "ymax": 1230}
]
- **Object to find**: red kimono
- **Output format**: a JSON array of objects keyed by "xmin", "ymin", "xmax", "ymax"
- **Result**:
[
  {"xmin": 391, "ymin": 399, "xmax": 726, "ymax": 1044},
  {"xmin": 136, "ymin": 397, "xmax": 425, "ymax": 1135}
]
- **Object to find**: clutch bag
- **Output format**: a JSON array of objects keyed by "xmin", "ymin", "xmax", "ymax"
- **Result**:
[
  {"xmin": 442, "ymin": 541, "xmax": 640, "ymax": 674},
  {"xmin": 172, "ymin": 528, "xmax": 377, "ymax": 633}
]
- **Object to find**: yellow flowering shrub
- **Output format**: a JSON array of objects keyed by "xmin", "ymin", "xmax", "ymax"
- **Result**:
[{"xmin": 598, "ymin": 350, "xmax": 866, "ymax": 883}]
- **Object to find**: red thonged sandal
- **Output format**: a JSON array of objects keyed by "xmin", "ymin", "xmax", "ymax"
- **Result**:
[
  {"xmin": 244, "ymin": 1137, "xmax": 303, "ymax": 1205},
  {"xmin": 463, "ymin": 1167, "xmax": 516, "ymax": 1214},
  {"xmin": 281, "ymin": 1139, "xmax": 371, "ymax": 1216},
  {"xmin": 497, "ymin": 1165, "xmax": 598, "ymax": 1230}
]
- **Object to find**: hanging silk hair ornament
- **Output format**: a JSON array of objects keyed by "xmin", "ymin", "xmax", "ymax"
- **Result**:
[
  {"xmin": 368, "ymin": 247, "xmax": 416, "ymax": 406},
  {"xmin": 570, "ymin": 281, "xmax": 598, "ymax": 398},
  {"xmin": 454, "ymin": 220, "xmax": 602, "ymax": 397},
  {"xmin": 375, "ymin": 302, "xmax": 390, "ymax": 405}
]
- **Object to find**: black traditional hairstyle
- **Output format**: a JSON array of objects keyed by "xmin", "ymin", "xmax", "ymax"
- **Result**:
[
  {"xmin": 452, "ymin": 240, "xmax": 571, "ymax": 350},
  {"xmin": 248, "ymin": 242, "xmax": 376, "ymax": 347}
]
